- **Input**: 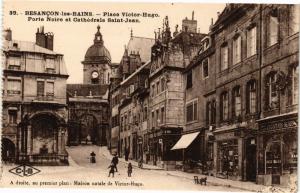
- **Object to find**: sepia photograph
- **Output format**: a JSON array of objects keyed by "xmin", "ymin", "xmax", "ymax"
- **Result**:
[{"xmin": 1, "ymin": 1, "xmax": 299, "ymax": 193}]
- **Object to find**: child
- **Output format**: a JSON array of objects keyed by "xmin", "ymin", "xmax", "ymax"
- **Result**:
[
  {"xmin": 108, "ymin": 163, "xmax": 115, "ymax": 177},
  {"xmin": 127, "ymin": 162, "xmax": 132, "ymax": 177}
]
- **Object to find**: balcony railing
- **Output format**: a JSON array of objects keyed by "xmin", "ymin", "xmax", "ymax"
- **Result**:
[{"xmin": 35, "ymin": 94, "xmax": 54, "ymax": 101}]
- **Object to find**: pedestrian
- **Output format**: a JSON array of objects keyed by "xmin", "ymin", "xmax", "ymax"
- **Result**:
[
  {"xmin": 138, "ymin": 156, "xmax": 143, "ymax": 168},
  {"xmin": 108, "ymin": 163, "xmax": 115, "ymax": 177},
  {"xmin": 111, "ymin": 154, "xmax": 119, "ymax": 172},
  {"xmin": 127, "ymin": 162, "xmax": 132, "ymax": 177},
  {"xmin": 90, "ymin": 151, "xmax": 96, "ymax": 163},
  {"xmin": 125, "ymin": 148, "xmax": 129, "ymax": 161}
]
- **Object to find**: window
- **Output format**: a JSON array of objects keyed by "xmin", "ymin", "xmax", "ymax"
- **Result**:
[
  {"xmin": 161, "ymin": 78, "xmax": 165, "ymax": 92},
  {"xmin": 8, "ymin": 110, "xmax": 17, "ymax": 124},
  {"xmin": 186, "ymin": 71, "xmax": 193, "ymax": 89},
  {"xmin": 233, "ymin": 87, "xmax": 242, "ymax": 117},
  {"xmin": 289, "ymin": 5, "xmax": 300, "ymax": 35},
  {"xmin": 206, "ymin": 101, "xmax": 211, "ymax": 126},
  {"xmin": 46, "ymin": 82, "xmax": 54, "ymax": 96},
  {"xmin": 246, "ymin": 80, "xmax": 257, "ymax": 114},
  {"xmin": 220, "ymin": 45, "xmax": 228, "ymax": 71},
  {"xmin": 220, "ymin": 92, "xmax": 229, "ymax": 121},
  {"xmin": 8, "ymin": 56, "xmax": 21, "ymax": 70},
  {"xmin": 211, "ymin": 100, "xmax": 216, "ymax": 124},
  {"xmin": 37, "ymin": 81, "xmax": 45, "ymax": 96},
  {"xmin": 7, "ymin": 79, "xmax": 21, "ymax": 95},
  {"xmin": 247, "ymin": 26, "xmax": 257, "ymax": 57},
  {"xmin": 233, "ymin": 36, "xmax": 241, "ymax": 64},
  {"xmin": 151, "ymin": 111, "xmax": 155, "ymax": 128},
  {"xmin": 152, "ymin": 84, "xmax": 155, "ymax": 97},
  {"xmin": 144, "ymin": 107, "xmax": 148, "ymax": 120},
  {"xmin": 156, "ymin": 109, "xmax": 159, "ymax": 126},
  {"xmin": 266, "ymin": 72, "xmax": 279, "ymax": 109},
  {"xmin": 268, "ymin": 15, "xmax": 279, "ymax": 46},
  {"xmin": 292, "ymin": 65, "xmax": 298, "ymax": 105},
  {"xmin": 124, "ymin": 115, "xmax": 127, "ymax": 131},
  {"xmin": 186, "ymin": 100, "xmax": 198, "ymax": 123},
  {"xmin": 202, "ymin": 58, "xmax": 209, "ymax": 78},
  {"xmin": 156, "ymin": 81, "xmax": 160, "ymax": 95},
  {"xmin": 160, "ymin": 107, "xmax": 165, "ymax": 124}
]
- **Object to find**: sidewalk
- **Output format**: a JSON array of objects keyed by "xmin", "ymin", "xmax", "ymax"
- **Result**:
[{"xmin": 100, "ymin": 147, "xmax": 292, "ymax": 192}]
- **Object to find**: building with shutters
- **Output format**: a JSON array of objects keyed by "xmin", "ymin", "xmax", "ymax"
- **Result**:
[{"xmin": 2, "ymin": 27, "xmax": 69, "ymax": 165}]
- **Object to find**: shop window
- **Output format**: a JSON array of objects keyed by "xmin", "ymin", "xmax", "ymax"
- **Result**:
[
  {"xmin": 7, "ymin": 79, "xmax": 21, "ymax": 95},
  {"xmin": 186, "ymin": 100, "xmax": 198, "ymax": 123},
  {"xmin": 265, "ymin": 72, "xmax": 279, "ymax": 109},
  {"xmin": 247, "ymin": 26, "xmax": 257, "ymax": 57},
  {"xmin": 218, "ymin": 139, "xmax": 239, "ymax": 177},
  {"xmin": 8, "ymin": 110, "xmax": 17, "ymax": 124},
  {"xmin": 220, "ymin": 92, "xmax": 229, "ymax": 121},
  {"xmin": 289, "ymin": 5, "xmax": 300, "ymax": 35},
  {"xmin": 268, "ymin": 12, "xmax": 279, "ymax": 47},
  {"xmin": 233, "ymin": 86, "xmax": 241, "ymax": 117},
  {"xmin": 233, "ymin": 35, "xmax": 241, "ymax": 64},
  {"xmin": 246, "ymin": 80, "xmax": 257, "ymax": 114},
  {"xmin": 186, "ymin": 71, "xmax": 193, "ymax": 89},
  {"xmin": 202, "ymin": 58, "xmax": 209, "ymax": 78},
  {"xmin": 220, "ymin": 45, "xmax": 228, "ymax": 71}
]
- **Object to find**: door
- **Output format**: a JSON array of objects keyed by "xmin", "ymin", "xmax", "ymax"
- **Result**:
[{"xmin": 246, "ymin": 139, "xmax": 256, "ymax": 182}]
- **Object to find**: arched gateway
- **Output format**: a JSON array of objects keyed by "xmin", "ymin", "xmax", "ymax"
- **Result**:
[{"xmin": 17, "ymin": 112, "xmax": 68, "ymax": 165}]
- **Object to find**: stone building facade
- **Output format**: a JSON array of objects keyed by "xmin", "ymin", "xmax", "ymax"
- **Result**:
[
  {"xmin": 2, "ymin": 27, "xmax": 69, "ymax": 165},
  {"xmin": 182, "ymin": 4, "xmax": 299, "ymax": 186},
  {"xmin": 67, "ymin": 26, "xmax": 110, "ymax": 146},
  {"xmin": 108, "ymin": 34, "xmax": 154, "ymax": 156},
  {"xmin": 148, "ymin": 14, "xmax": 206, "ymax": 168}
]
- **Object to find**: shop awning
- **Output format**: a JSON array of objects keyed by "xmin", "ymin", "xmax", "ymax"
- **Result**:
[{"xmin": 171, "ymin": 132, "xmax": 200, "ymax": 150}]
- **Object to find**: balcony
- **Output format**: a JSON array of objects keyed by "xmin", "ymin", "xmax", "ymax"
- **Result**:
[{"xmin": 34, "ymin": 94, "xmax": 55, "ymax": 102}]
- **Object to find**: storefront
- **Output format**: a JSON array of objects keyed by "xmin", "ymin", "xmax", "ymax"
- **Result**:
[
  {"xmin": 213, "ymin": 124, "xmax": 257, "ymax": 181},
  {"xmin": 257, "ymin": 112, "xmax": 297, "ymax": 186}
]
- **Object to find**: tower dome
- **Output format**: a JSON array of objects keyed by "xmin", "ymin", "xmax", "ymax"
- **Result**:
[{"xmin": 84, "ymin": 25, "xmax": 111, "ymax": 63}]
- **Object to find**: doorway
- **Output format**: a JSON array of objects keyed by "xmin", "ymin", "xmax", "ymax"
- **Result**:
[{"xmin": 246, "ymin": 138, "xmax": 257, "ymax": 182}]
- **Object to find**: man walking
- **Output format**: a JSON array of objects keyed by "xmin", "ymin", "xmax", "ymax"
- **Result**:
[{"xmin": 111, "ymin": 154, "xmax": 119, "ymax": 172}]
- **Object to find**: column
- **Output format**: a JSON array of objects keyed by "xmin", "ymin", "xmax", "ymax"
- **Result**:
[
  {"xmin": 213, "ymin": 141, "xmax": 218, "ymax": 176},
  {"xmin": 58, "ymin": 128, "xmax": 62, "ymax": 154},
  {"xmin": 27, "ymin": 125, "xmax": 32, "ymax": 154},
  {"xmin": 53, "ymin": 130, "xmax": 57, "ymax": 153}
]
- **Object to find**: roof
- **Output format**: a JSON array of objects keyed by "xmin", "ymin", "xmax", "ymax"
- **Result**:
[
  {"xmin": 126, "ymin": 36, "xmax": 155, "ymax": 63},
  {"xmin": 84, "ymin": 44, "xmax": 111, "ymax": 62},
  {"xmin": 120, "ymin": 60, "xmax": 150, "ymax": 85},
  {"xmin": 67, "ymin": 84, "xmax": 108, "ymax": 97},
  {"xmin": 3, "ymin": 40, "xmax": 59, "ymax": 55}
]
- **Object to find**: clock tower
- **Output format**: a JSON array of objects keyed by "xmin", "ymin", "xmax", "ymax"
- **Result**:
[{"xmin": 82, "ymin": 25, "xmax": 111, "ymax": 84}]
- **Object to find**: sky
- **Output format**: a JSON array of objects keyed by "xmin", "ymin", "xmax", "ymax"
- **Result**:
[{"xmin": 3, "ymin": 1, "xmax": 225, "ymax": 83}]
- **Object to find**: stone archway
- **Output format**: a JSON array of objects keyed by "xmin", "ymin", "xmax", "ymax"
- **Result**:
[
  {"xmin": 1, "ymin": 138, "xmax": 15, "ymax": 163},
  {"xmin": 79, "ymin": 114, "xmax": 98, "ymax": 144}
]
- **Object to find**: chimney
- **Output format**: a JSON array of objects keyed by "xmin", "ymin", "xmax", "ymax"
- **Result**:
[
  {"xmin": 36, "ymin": 26, "xmax": 54, "ymax": 50},
  {"xmin": 4, "ymin": 28, "xmax": 12, "ymax": 41},
  {"xmin": 182, "ymin": 11, "xmax": 197, "ymax": 33}
]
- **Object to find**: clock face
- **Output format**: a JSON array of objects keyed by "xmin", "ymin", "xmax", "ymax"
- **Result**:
[{"xmin": 91, "ymin": 71, "xmax": 99, "ymax": 79}]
